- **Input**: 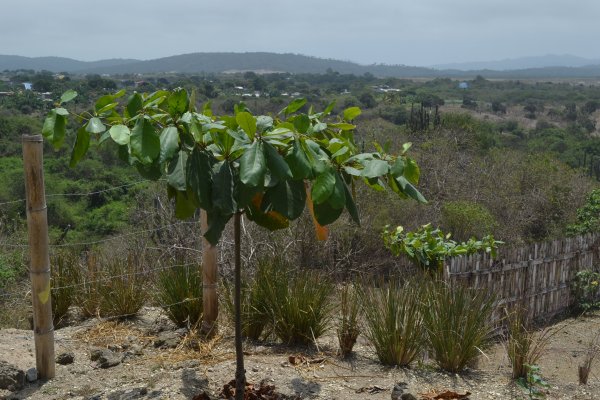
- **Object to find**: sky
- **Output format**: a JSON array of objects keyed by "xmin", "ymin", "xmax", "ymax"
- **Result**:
[{"xmin": 2, "ymin": 0, "xmax": 600, "ymax": 66}]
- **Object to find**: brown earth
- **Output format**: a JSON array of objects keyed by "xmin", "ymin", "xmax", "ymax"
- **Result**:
[{"xmin": 1, "ymin": 308, "xmax": 599, "ymax": 400}]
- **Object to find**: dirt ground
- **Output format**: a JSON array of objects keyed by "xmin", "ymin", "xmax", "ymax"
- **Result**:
[{"xmin": 1, "ymin": 308, "xmax": 600, "ymax": 400}]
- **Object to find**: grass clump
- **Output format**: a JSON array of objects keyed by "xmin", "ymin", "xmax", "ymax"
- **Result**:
[
  {"xmin": 155, "ymin": 261, "xmax": 203, "ymax": 328},
  {"xmin": 423, "ymin": 280, "xmax": 495, "ymax": 372},
  {"xmin": 260, "ymin": 257, "xmax": 333, "ymax": 345},
  {"xmin": 50, "ymin": 250, "xmax": 80, "ymax": 326},
  {"xmin": 337, "ymin": 282, "xmax": 361, "ymax": 357},
  {"xmin": 360, "ymin": 277, "xmax": 424, "ymax": 366},
  {"xmin": 506, "ymin": 305, "xmax": 556, "ymax": 379}
]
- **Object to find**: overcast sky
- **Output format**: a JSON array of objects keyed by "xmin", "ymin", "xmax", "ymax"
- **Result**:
[{"xmin": 3, "ymin": 0, "xmax": 599, "ymax": 66}]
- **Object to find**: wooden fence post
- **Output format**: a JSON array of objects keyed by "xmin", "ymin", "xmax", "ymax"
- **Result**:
[
  {"xmin": 22, "ymin": 134, "xmax": 55, "ymax": 379},
  {"xmin": 200, "ymin": 209, "xmax": 218, "ymax": 337}
]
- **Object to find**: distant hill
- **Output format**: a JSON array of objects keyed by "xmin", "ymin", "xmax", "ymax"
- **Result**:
[
  {"xmin": 2, "ymin": 52, "xmax": 600, "ymax": 79},
  {"xmin": 433, "ymin": 54, "xmax": 600, "ymax": 71}
]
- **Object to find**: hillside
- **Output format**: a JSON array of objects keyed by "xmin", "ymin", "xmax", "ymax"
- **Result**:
[
  {"xmin": 4, "ymin": 52, "xmax": 600, "ymax": 78},
  {"xmin": 433, "ymin": 54, "xmax": 600, "ymax": 71}
]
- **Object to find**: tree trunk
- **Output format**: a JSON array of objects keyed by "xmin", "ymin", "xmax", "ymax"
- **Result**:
[
  {"xmin": 234, "ymin": 212, "xmax": 245, "ymax": 400},
  {"xmin": 200, "ymin": 210, "xmax": 218, "ymax": 338}
]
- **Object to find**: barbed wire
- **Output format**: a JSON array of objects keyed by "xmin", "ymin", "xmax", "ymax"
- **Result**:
[
  {"xmin": 0, "ymin": 220, "xmax": 199, "ymax": 248},
  {"xmin": 0, "ymin": 180, "xmax": 150, "ymax": 208}
]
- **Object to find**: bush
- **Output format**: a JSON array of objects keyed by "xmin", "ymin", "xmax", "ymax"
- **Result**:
[
  {"xmin": 423, "ymin": 281, "xmax": 495, "ymax": 372},
  {"xmin": 567, "ymin": 189, "xmax": 600, "ymax": 236},
  {"xmin": 571, "ymin": 269, "xmax": 600, "ymax": 314},
  {"xmin": 360, "ymin": 277, "xmax": 424, "ymax": 366},
  {"xmin": 261, "ymin": 258, "xmax": 333, "ymax": 345},
  {"xmin": 156, "ymin": 262, "xmax": 203, "ymax": 328},
  {"xmin": 441, "ymin": 200, "xmax": 497, "ymax": 241}
]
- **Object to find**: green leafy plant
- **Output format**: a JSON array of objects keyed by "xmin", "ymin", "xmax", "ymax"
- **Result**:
[
  {"xmin": 337, "ymin": 282, "xmax": 361, "ymax": 357},
  {"xmin": 383, "ymin": 223, "xmax": 502, "ymax": 273},
  {"xmin": 422, "ymin": 281, "xmax": 495, "ymax": 373},
  {"xmin": 44, "ymin": 89, "xmax": 425, "ymax": 399},
  {"xmin": 360, "ymin": 277, "xmax": 425, "ymax": 366},
  {"xmin": 516, "ymin": 364, "xmax": 549, "ymax": 399},
  {"xmin": 567, "ymin": 189, "xmax": 600, "ymax": 236},
  {"xmin": 50, "ymin": 250, "xmax": 80, "ymax": 327},
  {"xmin": 441, "ymin": 200, "xmax": 497, "ymax": 241},
  {"xmin": 156, "ymin": 262, "xmax": 203, "ymax": 328},
  {"xmin": 571, "ymin": 269, "xmax": 600, "ymax": 314}
]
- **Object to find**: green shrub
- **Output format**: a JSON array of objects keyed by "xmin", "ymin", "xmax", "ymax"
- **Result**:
[
  {"xmin": 571, "ymin": 269, "xmax": 600, "ymax": 313},
  {"xmin": 337, "ymin": 282, "xmax": 361, "ymax": 357},
  {"xmin": 441, "ymin": 200, "xmax": 497, "ymax": 241},
  {"xmin": 50, "ymin": 250, "xmax": 80, "ymax": 326},
  {"xmin": 383, "ymin": 223, "xmax": 503, "ymax": 273},
  {"xmin": 567, "ymin": 189, "xmax": 600, "ymax": 236},
  {"xmin": 156, "ymin": 262, "xmax": 203, "ymax": 328},
  {"xmin": 360, "ymin": 277, "xmax": 424, "ymax": 366},
  {"xmin": 423, "ymin": 281, "xmax": 495, "ymax": 372},
  {"xmin": 261, "ymin": 258, "xmax": 333, "ymax": 345}
]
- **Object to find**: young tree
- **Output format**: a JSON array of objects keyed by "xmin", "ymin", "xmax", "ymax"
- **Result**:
[{"xmin": 43, "ymin": 88, "xmax": 426, "ymax": 399}]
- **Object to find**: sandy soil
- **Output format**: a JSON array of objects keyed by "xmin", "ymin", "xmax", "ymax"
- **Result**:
[{"xmin": 1, "ymin": 308, "xmax": 600, "ymax": 400}]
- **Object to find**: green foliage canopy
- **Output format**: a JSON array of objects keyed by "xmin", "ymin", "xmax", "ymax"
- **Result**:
[{"xmin": 43, "ymin": 88, "xmax": 426, "ymax": 244}]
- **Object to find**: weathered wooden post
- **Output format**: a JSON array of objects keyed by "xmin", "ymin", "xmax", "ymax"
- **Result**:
[
  {"xmin": 200, "ymin": 209, "xmax": 218, "ymax": 337},
  {"xmin": 22, "ymin": 134, "xmax": 55, "ymax": 379}
]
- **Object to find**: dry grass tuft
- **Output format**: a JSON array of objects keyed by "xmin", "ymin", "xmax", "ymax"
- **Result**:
[
  {"xmin": 151, "ymin": 331, "xmax": 233, "ymax": 367},
  {"xmin": 73, "ymin": 320, "xmax": 153, "ymax": 348}
]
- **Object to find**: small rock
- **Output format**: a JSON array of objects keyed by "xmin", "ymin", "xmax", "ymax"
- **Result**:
[
  {"xmin": 252, "ymin": 366, "xmax": 259, "ymax": 372},
  {"xmin": 25, "ymin": 368, "xmax": 37, "ymax": 382},
  {"xmin": 153, "ymin": 331, "xmax": 181, "ymax": 349},
  {"xmin": 401, "ymin": 394, "xmax": 418, "ymax": 400},
  {"xmin": 0, "ymin": 360, "xmax": 25, "ymax": 391},
  {"xmin": 56, "ymin": 352, "xmax": 75, "ymax": 365},
  {"xmin": 90, "ymin": 349, "xmax": 122, "ymax": 369},
  {"xmin": 391, "ymin": 382, "xmax": 408, "ymax": 400}
]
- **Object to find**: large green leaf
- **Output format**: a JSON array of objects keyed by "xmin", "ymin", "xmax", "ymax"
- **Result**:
[
  {"xmin": 69, "ymin": 127, "xmax": 90, "ymax": 168},
  {"xmin": 362, "ymin": 159, "xmax": 390, "ymax": 179},
  {"xmin": 311, "ymin": 168, "xmax": 336, "ymax": 204},
  {"xmin": 293, "ymin": 114, "xmax": 310, "ymax": 133},
  {"xmin": 281, "ymin": 98, "xmax": 306, "ymax": 115},
  {"xmin": 166, "ymin": 150, "xmax": 188, "ymax": 191},
  {"xmin": 264, "ymin": 179, "xmax": 306, "ymax": 220},
  {"xmin": 134, "ymin": 158, "xmax": 162, "ymax": 180},
  {"xmin": 126, "ymin": 93, "xmax": 143, "ymax": 118},
  {"xmin": 109, "ymin": 125, "xmax": 130, "ymax": 146},
  {"xmin": 130, "ymin": 118, "xmax": 160, "ymax": 164},
  {"xmin": 395, "ymin": 176, "xmax": 427, "ymax": 203},
  {"xmin": 236, "ymin": 111, "xmax": 256, "ymax": 140},
  {"xmin": 212, "ymin": 161, "xmax": 237, "ymax": 214},
  {"xmin": 168, "ymin": 88, "xmax": 189, "ymax": 115},
  {"xmin": 390, "ymin": 157, "xmax": 405, "ymax": 177},
  {"xmin": 204, "ymin": 210, "xmax": 231, "ymax": 245},
  {"xmin": 174, "ymin": 189, "xmax": 197, "ymax": 219},
  {"xmin": 264, "ymin": 142, "xmax": 292, "ymax": 180},
  {"xmin": 186, "ymin": 148, "xmax": 213, "ymax": 210},
  {"xmin": 404, "ymin": 157, "xmax": 420, "ymax": 184},
  {"xmin": 343, "ymin": 182, "xmax": 360, "ymax": 225},
  {"xmin": 328, "ymin": 172, "xmax": 347, "ymax": 209},
  {"xmin": 343, "ymin": 106, "xmax": 362, "ymax": 121},
  {"xmin": 239, "ymin": 141, "xmax": 266, "ymax": 187},
  {"xmin": 42, "ymin": 110, "xmax": 66, "ymax": 150},
  {"xmin": 256, "ymin": 115, "xmax": 273, "ymax": 132},
  {"xmin": 313, "ymin": 199, "xmax": 344, "ymax": 226},
  {"xmin": 285, "ymin": 139, "xmax": 312, "ymax": 180},
  {"xmin": 60, "ymin": 90, "xmax": 77, "ymax": 104},
  {"xmin": 159, "ymin": 126, "xmax": 179, "ymax": 163},
  {"xmin": 86, "ymin": 117, "xmax": 106, "ymax": 134}
]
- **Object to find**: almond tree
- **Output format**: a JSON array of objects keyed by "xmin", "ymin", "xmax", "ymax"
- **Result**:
[{"xmin": 44, "ymin": 88, "xmax": 426, "ymax": 399}]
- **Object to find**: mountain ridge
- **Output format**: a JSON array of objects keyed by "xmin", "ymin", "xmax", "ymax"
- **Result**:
[{"xmin": 3, "ymin": 52, "xmax": 600, "ymax": 78}]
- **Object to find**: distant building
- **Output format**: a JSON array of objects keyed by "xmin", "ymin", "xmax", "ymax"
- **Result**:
[
  {"xmin": 458, "ymin": 82, "xmax": 469, "ymax": 90},
  {"xmin": 23, "ymin": 82, "xmax": 33, "ymax": 90}
]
